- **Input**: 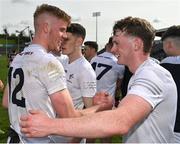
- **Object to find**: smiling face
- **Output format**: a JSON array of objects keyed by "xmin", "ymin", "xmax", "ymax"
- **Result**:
[
  {"xmin": 47, "ymin": 18, "xmax": 68, "ymax": 52},
  {"xmin": 111, "ymin": 31, "xmax": 135, "ymax": 66}
]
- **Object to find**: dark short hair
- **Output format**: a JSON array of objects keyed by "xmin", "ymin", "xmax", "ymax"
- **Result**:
[
  {"xmin": 84, "ymin": 41, "xmax": 98, "ymax": 52},
  {"xmin": 161, "ymin": 25, "xmax": 180, "ymax": 41},
  {"xmin": 105, "ymin": 36, "xmax": 113, "ymax": 49},
  {"xmin": 108, "ymin": 36, "xmax": 113, "ymax": 45},
  {"xmin": 113, "ymin": 16, "xmax": 155, "ymax": 53},
  {"xmin": 66, "ymin": 23, "xmax": 86, "ymax": 40},
  {"xmin": 34, "ymin": 4, "xmax": 71, "ymax": 24}
]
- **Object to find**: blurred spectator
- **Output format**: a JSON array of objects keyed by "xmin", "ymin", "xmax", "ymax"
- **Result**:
[
  {"xmin": 84, "ymin": 41, "xmax": 98, "ymax": 62},
  {"xmin": 150, "ymin": 40, "xmax": 166, "ymax": 61},
  {"xmin": 160, "ymin": 25, "xmax": 180, "ymax": 143}
]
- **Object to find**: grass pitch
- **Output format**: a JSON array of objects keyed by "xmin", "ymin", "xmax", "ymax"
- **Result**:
[{"xmin": 0, "ymin": 55, "xmax": 9, "ymax": 143}]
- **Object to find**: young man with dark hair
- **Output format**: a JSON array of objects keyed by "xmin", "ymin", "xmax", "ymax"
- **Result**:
[
  {"xmin": 61, "ymin": 23, "xmax": 96, "ymax": 110},
  {"xmin": 84, "ymin": 41, "xmax": 98, "ymax": 62},
  {"xmin": 52, "ymin": 23, "xmax": 96, "ymax": 143},
  {"xmin": 20, "ymin": 17, "xmax": 177, "ymax": 143}
]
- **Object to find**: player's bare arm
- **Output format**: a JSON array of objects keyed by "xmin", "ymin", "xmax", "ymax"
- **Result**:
[
  {"xmin": 50, "ymin": 89, "xmax": 82, "ymax": 118},
  {"xmin": 2, "ymin": 84, "xmax": 8, "ymax": 108},
  {"xmin": 20, "ymin": 94, "xmax": 152, "ymax": 138},
  {"xmin": 0, "ymin": 80, "xmax": 4, "ymax": 91}
]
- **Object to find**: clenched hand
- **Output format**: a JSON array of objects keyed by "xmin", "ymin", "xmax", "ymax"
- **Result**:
[{"xmin": 20, "ymin": 110, "xmax": 53, "ymax": 137}]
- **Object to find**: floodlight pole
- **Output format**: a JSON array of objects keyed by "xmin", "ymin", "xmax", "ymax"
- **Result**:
[
  {"xmin": 3, "ymin": 28, "xmax": 9, "ymax": 56},
  {"xmin": 92, "ymin": 12, "xmax": 101, "ymax": 43}
]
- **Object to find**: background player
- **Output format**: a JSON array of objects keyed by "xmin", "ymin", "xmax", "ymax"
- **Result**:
[
  {"xmin": 90, "ymin": 36, "xmax": 124, "ymax": 142},
  {"xmin": 161, "ymin": 25, "xmax": 180, "ymax": 143},
  {"xmin": 53, "ymin": 23, "xmax": 96, "ymax": 142}
]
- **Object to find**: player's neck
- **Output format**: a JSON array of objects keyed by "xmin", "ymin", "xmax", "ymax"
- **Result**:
[
  {"xmin": 68, "ymin": 51, "xmax": 82, "ymax": 64},
  {"xmin": 32, "ymin": 37, "xmax": 48, "ymax": 52},
  {"xmin": 128, "ymin": 53, "xmax": 149, "ymax": 74}
]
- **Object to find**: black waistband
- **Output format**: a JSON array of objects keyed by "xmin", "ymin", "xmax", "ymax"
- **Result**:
[{"xmin": 8, "ymin": 127, "xmax": 20, "ymax": 143}]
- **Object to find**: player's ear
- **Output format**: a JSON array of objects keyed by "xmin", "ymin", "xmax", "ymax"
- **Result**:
[
  {"xmin": 133, "ymin": 37, "xmax": 143, "ymax": 52},
  {"xmin": 43, "ymin": 21, "xmax": 50, "ymax": 33},
  {"xmin": 76, "ymin": 37, "xmax": 83, "ymax": 47}
]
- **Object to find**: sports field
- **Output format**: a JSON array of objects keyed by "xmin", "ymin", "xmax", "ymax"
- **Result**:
[{"xmin": 0, "ymin": 55, "xmax": 9, "ymax": 143}]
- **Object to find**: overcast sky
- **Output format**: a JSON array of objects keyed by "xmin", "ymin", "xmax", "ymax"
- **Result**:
[{"xmin": 0, "ymin": 0, "xmax": 180, "ymax": 48}]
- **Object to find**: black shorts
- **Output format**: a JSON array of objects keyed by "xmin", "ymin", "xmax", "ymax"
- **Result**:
[{"xmin": 7, "ymin": 127, "xmax": 20, "ymax": 143}]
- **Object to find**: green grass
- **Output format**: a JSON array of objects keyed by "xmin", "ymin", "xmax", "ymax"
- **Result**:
[
  {"xmin": 0, "ymin": 55, "xmax": 8, "ymax": 84},
  {"xmin": 0, "ymin": 55, "xmax": 9, "ymax": 143},
  {"xmin": 0, "ymin": 104, "xmax": 9, "ymax": 143},
  {"xmin": 0, "ymin": 55, "xmax": 122, "ymax": 143}
]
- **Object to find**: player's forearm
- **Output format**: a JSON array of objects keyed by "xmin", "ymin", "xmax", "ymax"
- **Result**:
[
  {"xmin": 50, "ymin": 115, "xmax": 103, "ymax": 138},
  {"xmin": 0, "ymin": 80, "xmax": 4, "ymax": 91},
  {"xmin": 79, "ymin": 105, "xmax": 101, "ymax": 115},
  {"xmin": 2, "ymin": 85, "xmax": 8, "ymax": 108},
  {"xmin": 50, "ymin": 110, "xmax": 122, "ymax": 138}
]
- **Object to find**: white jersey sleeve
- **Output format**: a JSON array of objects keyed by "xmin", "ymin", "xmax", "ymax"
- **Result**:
[
  {"xmin": 124, "ymin": 59, "xmax": 177, "ymax": 143},
  {"xmin": 38, "ymin": 55, "xmax": 67, "ymax": 95},
  {"xmin": 127, "ymin": 68, "xmax": 164, "ymax": 108},
  {"xmin": 127, "ymin": 58, "xmax": 176, "ymax": 109}
]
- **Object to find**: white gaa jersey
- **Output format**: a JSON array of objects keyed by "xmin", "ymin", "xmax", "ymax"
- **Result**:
[
  {"xmin": 161, "ymin": 56, "xmax": 180, "ymax": 143},
  {"xmin": 90, "ymin": 52, "xmax": 124, "ymax": 97},
  {"xmin": 63, "ymin": 56, "xmax": 96, "ymax": 109},
  {"xmin": 123, "ymin": 58, "xmax": 177, "ymax": 143},
  {"xmin": 8, "ymin": 44, "xmax": 67, "ymax": 143}
]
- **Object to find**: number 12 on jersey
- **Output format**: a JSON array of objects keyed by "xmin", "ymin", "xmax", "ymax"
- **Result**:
[{"xmin": 8, "ymin": 67, "xmax": 26, "ymax": 108}]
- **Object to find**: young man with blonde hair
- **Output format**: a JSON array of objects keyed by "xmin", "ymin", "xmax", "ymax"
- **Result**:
[{"xmin": 7, "ymin": 4, "xmax": 112, "ymax": 143}]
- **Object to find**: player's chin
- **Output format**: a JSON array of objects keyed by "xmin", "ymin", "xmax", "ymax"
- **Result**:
[
  {"xmin": 54, "ymin": 45, "xmax": 60, "ymax": 52},
  {"xmin": 56, "ymin": 43, "xmax": 62, "ymax": 51},
  {"xmin": 117, "ymin": 57, "xmax": 124, "ymax": 65},
  {"xmin": 117, "ymin": 58, "xmax": 122, "ymax": 64},
  {"xmin": 62, "ymin": 49, "xmax": 68, "ymax": 55}
]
